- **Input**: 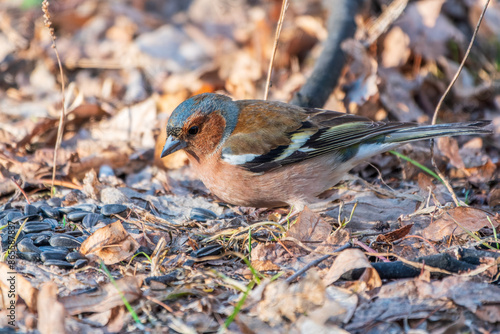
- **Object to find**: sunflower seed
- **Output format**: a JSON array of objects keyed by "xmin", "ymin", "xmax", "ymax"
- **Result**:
[
  {"xmin": 66, "ymin": 252, "xmax": 87, "ymax": 262},
  {"xmin": 43, "ymin": 260, "xmax": 74, "ymax": 269},
  {"xmin": 17, "ymin": 238, "xmax": 41, "ymax": 254},
  {"xmin": 73, "ymin": 259, "xmax": 88, "ymax": 269},
  {"xmin": 49, "ymin": 234, "xmax": 81, "ymax": 248},
  {"xmin": 190, "ymin": 208, "xmax": 217, "ymax": 222},
  {"xmin": 101, "ymin": 204, "xmax": 127, "ymax": 216}
]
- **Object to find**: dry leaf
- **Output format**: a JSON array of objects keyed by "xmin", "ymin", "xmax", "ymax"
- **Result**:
[
  {"xmin": 488, "ymin": 187, "xmax": 500, "ymax": 208},
  {"xmin": 475, "ymin": 305, "xmax": 500, "ymax": 323},
  {"xmin": 398, "ymin": 0, "xmax": 464, "ymax": 60},
  {"xmin": 37, "ymin": 282, "xmax": 66, "ymax": 334},
  {"xmin": 60, "ymin": 276, "xmax": 142, "ymax": 315},
  {"xmin": 437, "ymin": 137, "xmax": 465, "ymax": 169},
  {"xmin": 250, "ymin": 243, "xmax": 288, "ymax": 272},
  {"xmin": 422, "ymin": 207, "xmax": 499, "ymax": 241},
  {"xmin": 417, "ymin": 172, "xmax": 436, "ymax": 192},
  {"xmin": 323, "ymin": 249, "xmax": 381, "ymax": 289},
  {"xmin": 81, "ymin": 169, "xmax": 105, "ymax": 200},
  {"xmin": 80, "ymin": 221, "xmax": 140, "ymax": 265},
  {"xmin": 381, "ymin": 26, "xmax": 411, "ymax": 68},
  {"xmin": 376, "ymin": 224, "xmax": 413, "ymax": 243},
  {"xmin": 466, "ymin": 159, "xmax": 497, "ymax": 184},
  {"xmin": 286, "ymin": 207, "xmax": 332, "ymax": 243},
  {"xmin": 296, "ymin": 286, "xmax": 358, "ymax": 332},
  {"xmin": 0, "ymin": 263, "xmax": 38, "ymax": 313},
  {"xmin": 251, "ymin": 271, "xmax": 326, "ymax": 326}
]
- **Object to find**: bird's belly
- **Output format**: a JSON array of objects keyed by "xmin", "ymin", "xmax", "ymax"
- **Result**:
[{"xmin": 191, "ymin": 155, "xmax": 350, "ymax": 208}]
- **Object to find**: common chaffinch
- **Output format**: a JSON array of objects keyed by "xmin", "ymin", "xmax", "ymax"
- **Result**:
[{"xmin": 161, "ymin": 93, "xmax": 490, "ymax": 210}]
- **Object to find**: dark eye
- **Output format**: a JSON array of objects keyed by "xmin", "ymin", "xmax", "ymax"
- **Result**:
[{"xmin": 188, "ymin": 126, "xmax": 199, "ymax": 135}]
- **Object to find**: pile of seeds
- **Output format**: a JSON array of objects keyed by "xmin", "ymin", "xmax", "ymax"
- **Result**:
[{"xmin": 0, "ymin": 200, "xmax": 129, "ymax": 269}]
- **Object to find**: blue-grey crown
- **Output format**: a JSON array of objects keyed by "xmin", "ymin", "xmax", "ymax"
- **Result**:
[{"xmin": 167, "ymin": 93, "xmax": 240, "ymax": 144}]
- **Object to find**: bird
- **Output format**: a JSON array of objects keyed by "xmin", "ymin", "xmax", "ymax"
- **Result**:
[{"xmin": 161, "ymin": 93, "xmax": 491, "ymax": 211}]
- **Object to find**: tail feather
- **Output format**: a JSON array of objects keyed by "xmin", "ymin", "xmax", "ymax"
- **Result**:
[{"xmin": 384, "ymin": 121, "xmax": 492, "ymax": 144}]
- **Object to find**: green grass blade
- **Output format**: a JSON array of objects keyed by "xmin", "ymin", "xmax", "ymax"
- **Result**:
[
  {"xmin": 100, "ymin": 262, "xmax": 143, "ymax": 328},
  {"xmin": 389, "ymin": 150, "xmax": 444, "ymax": 184},
  {"xmin": 224, "ymin": 280, "xmax": 256, "ymax": 329}
]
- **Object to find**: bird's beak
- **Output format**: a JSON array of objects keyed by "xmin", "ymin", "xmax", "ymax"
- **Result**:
[{"xmin": 161, "ymin": 136, "xmax": 187, "ymax": 158}]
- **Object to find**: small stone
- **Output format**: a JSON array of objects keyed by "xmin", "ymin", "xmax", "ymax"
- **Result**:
[
  {"xmin": 91, "ymin": 222, "xmax": 107, "ymax": 233},
  {"xmin": 99, "ymin": 165, "xmax": 115, "ymax": 178},
  {"xmin": 0, "ymin": 203, "xmax": 12, "ymax": 211},
  {"xmin": 76, "ymin": 235, "xmax": 88, "ymax": 243},
  {"xmin": 31, "ymin": 201, "xmax": 48, "ymax": 209},
  {"xmin": 100, "ymin": 187, "xmax": 128, "ymax": 204}
]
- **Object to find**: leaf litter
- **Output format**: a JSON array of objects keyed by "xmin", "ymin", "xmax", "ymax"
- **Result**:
[{"xmin": 0, "ymin": 0, "xmax": 499, "ymax": 333}]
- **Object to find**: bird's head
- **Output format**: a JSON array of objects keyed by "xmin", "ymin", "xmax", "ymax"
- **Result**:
[{"xmin": 161, "ymin": 93, "xmax": 240, "ymax": 160}]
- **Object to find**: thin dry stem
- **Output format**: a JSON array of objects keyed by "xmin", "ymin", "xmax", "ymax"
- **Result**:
[
  {"xmin": 363, "ymin": 0, "xmax": 409, "ymax": 46},
  {"xmin": 10, "ymin": 177, "xmax": 31, "ymax": 204},
  {"xmin": 353, "ymin": 239, "xmax": 390, "ymax": 262},
  {"xmin": 431, "ymin": 0, "xmax": 491, "ymax": 125},
  {"xmin": 285, "ymin": 242, "xmax": 352, "ymax": 283},
  {"xmin": 264, "ymin": 0, "xmax": 289, "ymax": 100},
  {"xmin": 430, "ymin": 0, "xmax": 490, "ymax": 207},
  {"xmin": 430, "ymin": 144, "xmax": 462, "ymax": 206},
  {"xmin": 42, "ymin": 0, "xmax": 67, "ymax": 197}
]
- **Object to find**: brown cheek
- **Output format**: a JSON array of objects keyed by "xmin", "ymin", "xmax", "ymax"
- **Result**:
[{"xmin": 193, "ymin": 113, "xmax": 226, "ymax": 154}]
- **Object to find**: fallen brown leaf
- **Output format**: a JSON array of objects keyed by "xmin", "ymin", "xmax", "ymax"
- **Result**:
[
  {"xmin": 376, "ymin": 224, "xmax": 413, "ymax": 243},
  {"xmin": 488, "ymin": 187, "xmax": 500, "ymax": 208},
  {"xmin": 286, "ymin": 207, "xmax": 332, "ymax": 243},
  {"xmin": 60, "ymin": 276, "xmax": 143, "ymax": 315},
  {"xmin": 37, "ymin": 282, "xmax": 66, "ymax": 334},
  {"xmin": 422, "ymin": 207, "xmax": 499, "ymax": 241},
  {"xmin": 437, "ymin": 137, "xmax": 464, "ymax": 169},
  {"xmin": 466, "ymin": 159, "xmax": 497, "ymax": 184},
  {"xmin": 80, "ymin": 221, "xmax": 140, "ymax": 265},
  {"xmin": 0, "ymin": 263, "xmax": 38, "ymax": 313},
  {"xmin": 250, "ymin": 243, "xmax": 288, "ymax": 272},
  {"xmin": 323, "ymin": 248, "xmax": 381, "ymax": 289},
  {"xmin": 250, "ymin": 271, "xmax": 326, "ymax": 326}
]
